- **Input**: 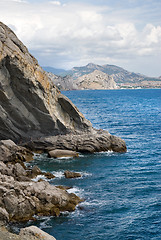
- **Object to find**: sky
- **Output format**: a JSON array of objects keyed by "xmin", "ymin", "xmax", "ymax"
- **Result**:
[{"xmin": 0, "ymin": 0, "xmax": 161, "ymax": 77}]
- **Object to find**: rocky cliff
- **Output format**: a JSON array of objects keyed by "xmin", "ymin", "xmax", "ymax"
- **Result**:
[
  {"xmin": 0, "ymin": 22, "xmax": 92, "ymax": 142},
  {"xmin": 0, "ymin": 22, "xmax": 126, "ymax": 153}
]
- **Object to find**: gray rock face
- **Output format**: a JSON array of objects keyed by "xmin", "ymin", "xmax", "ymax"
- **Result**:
[
  {"xmin": 0, "ymin": 22, "xmax": 126, "ymax": 153},
  {"xmin": 0, "ymin": 22, "xmax": 92, "ymax": 142},
  {"xmin": 47, "ymin": 72, "xmax": 77, "ymax": 90},
  {"xmin": 76, "ymin": 70, "xmax": 117, "ymax": 90},
  {"xmin": 47, "ymin": 69, "xmax": 117, "ymax": 90}
]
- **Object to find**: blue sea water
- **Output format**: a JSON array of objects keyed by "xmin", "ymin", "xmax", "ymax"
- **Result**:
[{"xmin": 28, "ymin": 89, "xmax": 161, "ymax": 239}]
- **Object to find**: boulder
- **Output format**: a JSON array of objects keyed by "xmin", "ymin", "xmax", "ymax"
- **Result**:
[
  {"xmin": 64, "ymin": 170, "xmax": 82, "ymax": 178},
  {"xmin": 48, "ymin": 149, "xmax": 79, "ymax": 158},
  {"xmin": 19, "ymin": 226, "xmax": 56, "ymax": 240}
]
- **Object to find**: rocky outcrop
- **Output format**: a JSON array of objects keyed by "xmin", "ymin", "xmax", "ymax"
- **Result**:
[
  {"xmin": 76, "ymin": 70, "xmax": 117, "ymax": 90},
  {"xmin": 0, "ymin": 173, "xmax": 81, "ymax": 222},
  {"xmin": 25, "ymin": 129, "xmax": 126, "ymax": 153},
  {"xmin": 0, "ymin": 22, "xmax": 126, "ymax": 153},
  {"xmin": 0, "ymin": 140, "xmax": 82, "ymax": 223},
  {"xmin": 0, "ymin": 22, "xmax": 92, "ymax": 142}
]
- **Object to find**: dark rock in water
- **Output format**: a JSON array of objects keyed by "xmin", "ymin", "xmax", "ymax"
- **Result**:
[
  {"xmin": 64, "ymin": 170, "xmax": 82, "ymax": 178},
  {"xmin": 0, "ymin": 21, "xmax": 126, "ymax": 153},
  {"xmin": 43, "ymin": 171, "xmax": 55, "ymax": 179},
  {"xmin": 48, "ymin": 149, "xmax": 79, "ymax": 158}
]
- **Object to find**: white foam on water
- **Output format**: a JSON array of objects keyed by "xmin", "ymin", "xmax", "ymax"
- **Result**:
[
  {"xmin": 32, "ymin": 175, "xmax": 48, "ymax": 182},
  {"xmin": 79, "ymin": 199, "xmax": 108, "ymax": 207},
  {"xmin": 51, "ymin": 171, "xmax": 64, "ymax": 178},
  {"xmin": 67, "ymin": 186, "xmax": 84, "ymax": 198},
  {"xmin": 80, "ymin": 171, "xmax": 92, "ymax": 177},
  {"xmin": 36, "ymin": 216, "xmax": 53, "ymax": 229},
  {"xmin": 94, "ymin": 150, "xmax": 114, "ymax": 156},
  {"xmin": 51, "ymin": 170, "xmax": 92, "ymax": 179}
]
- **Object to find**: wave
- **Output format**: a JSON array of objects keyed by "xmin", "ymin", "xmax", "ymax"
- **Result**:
[
  {"xmin": 67, "ymin": 186, "xmax": 85, "ymax": 198},
  {"xmin": 32, "ymin": 174, "xmax": 48, "ymax": 182},
  {"xmin": 51, "ymin": 171, "xmax": 64, "ymax": 178}
]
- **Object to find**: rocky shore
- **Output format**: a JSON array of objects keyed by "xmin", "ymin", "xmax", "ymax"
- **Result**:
[
  {"xmin": 0, "ymin": 21, "xmax": 127, "ymax": 239},
  {"xmin": 0, "ymin": 140, "xmax": 82, "ymax": 239}
]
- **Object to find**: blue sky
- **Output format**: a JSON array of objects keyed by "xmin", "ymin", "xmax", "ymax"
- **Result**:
[{"xmin": 0, "ymin": 0, "xmax": 161, "ymax": 76}]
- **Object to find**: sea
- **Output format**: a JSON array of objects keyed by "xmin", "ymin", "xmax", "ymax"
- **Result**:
[{"xmin": 14, "ymin": 89, "xmax": 161, "ymax": 240}]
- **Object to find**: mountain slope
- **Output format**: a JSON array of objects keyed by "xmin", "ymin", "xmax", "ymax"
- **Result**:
[
  {"xmin": 71, "ymin": 63, "xmax": 160, "ymax": 84},
  {"xmin": 76, "ymin": 70, "xmax": 117, "ymax": 89}
]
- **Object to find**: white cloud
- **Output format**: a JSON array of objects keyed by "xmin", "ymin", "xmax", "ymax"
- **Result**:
[
  {"xmin": 0, "ymin": 0, "xmax": 161, "ymax": 76},
  {"xmin": 49, "ymin": 1, "xmax": 61, "ymax": 6}
]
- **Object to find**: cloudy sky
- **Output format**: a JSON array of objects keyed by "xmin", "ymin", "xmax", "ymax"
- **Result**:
[{"xmin": 0, "ymin": 0, "xmax": 161, "ymax": 76}]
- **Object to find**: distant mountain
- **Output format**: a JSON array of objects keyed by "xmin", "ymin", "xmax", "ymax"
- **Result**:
[
  {"xmin": 46, "ymin": 63, "xmax": 161, "ymax": 90},
  {"xmin": 42, "ymin": 66, "xmax": 67, "ymax": 76},
  {"xmin": 76, "ymin": 70, "xmax": 117, "ymax": 90},
  {"xmin": 70, "ymin": 63, "xmax": 160, "ymax": 84}
]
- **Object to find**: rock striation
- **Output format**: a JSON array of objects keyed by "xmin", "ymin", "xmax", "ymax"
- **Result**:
[
  {"xmin": 0, "ymin": 21, "xmax": 126, "ymax": 153},
  {"xmin": 25, "ymin": 130, "xmax": 126, "ymax": 153},
  {"xmin": 0, "ymin": 22, "xmax": 92, "ymax": 142}
]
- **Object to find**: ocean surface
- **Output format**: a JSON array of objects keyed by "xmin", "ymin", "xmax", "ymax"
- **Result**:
[{"xmin": 19, "ymin": 89, "xmax": 161, "ymax": 239}]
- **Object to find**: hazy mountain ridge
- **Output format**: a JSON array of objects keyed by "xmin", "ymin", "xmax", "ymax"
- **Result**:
[{"xmin": 43, "ymin": 63, "xmax": 161, "ymax": 90}]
